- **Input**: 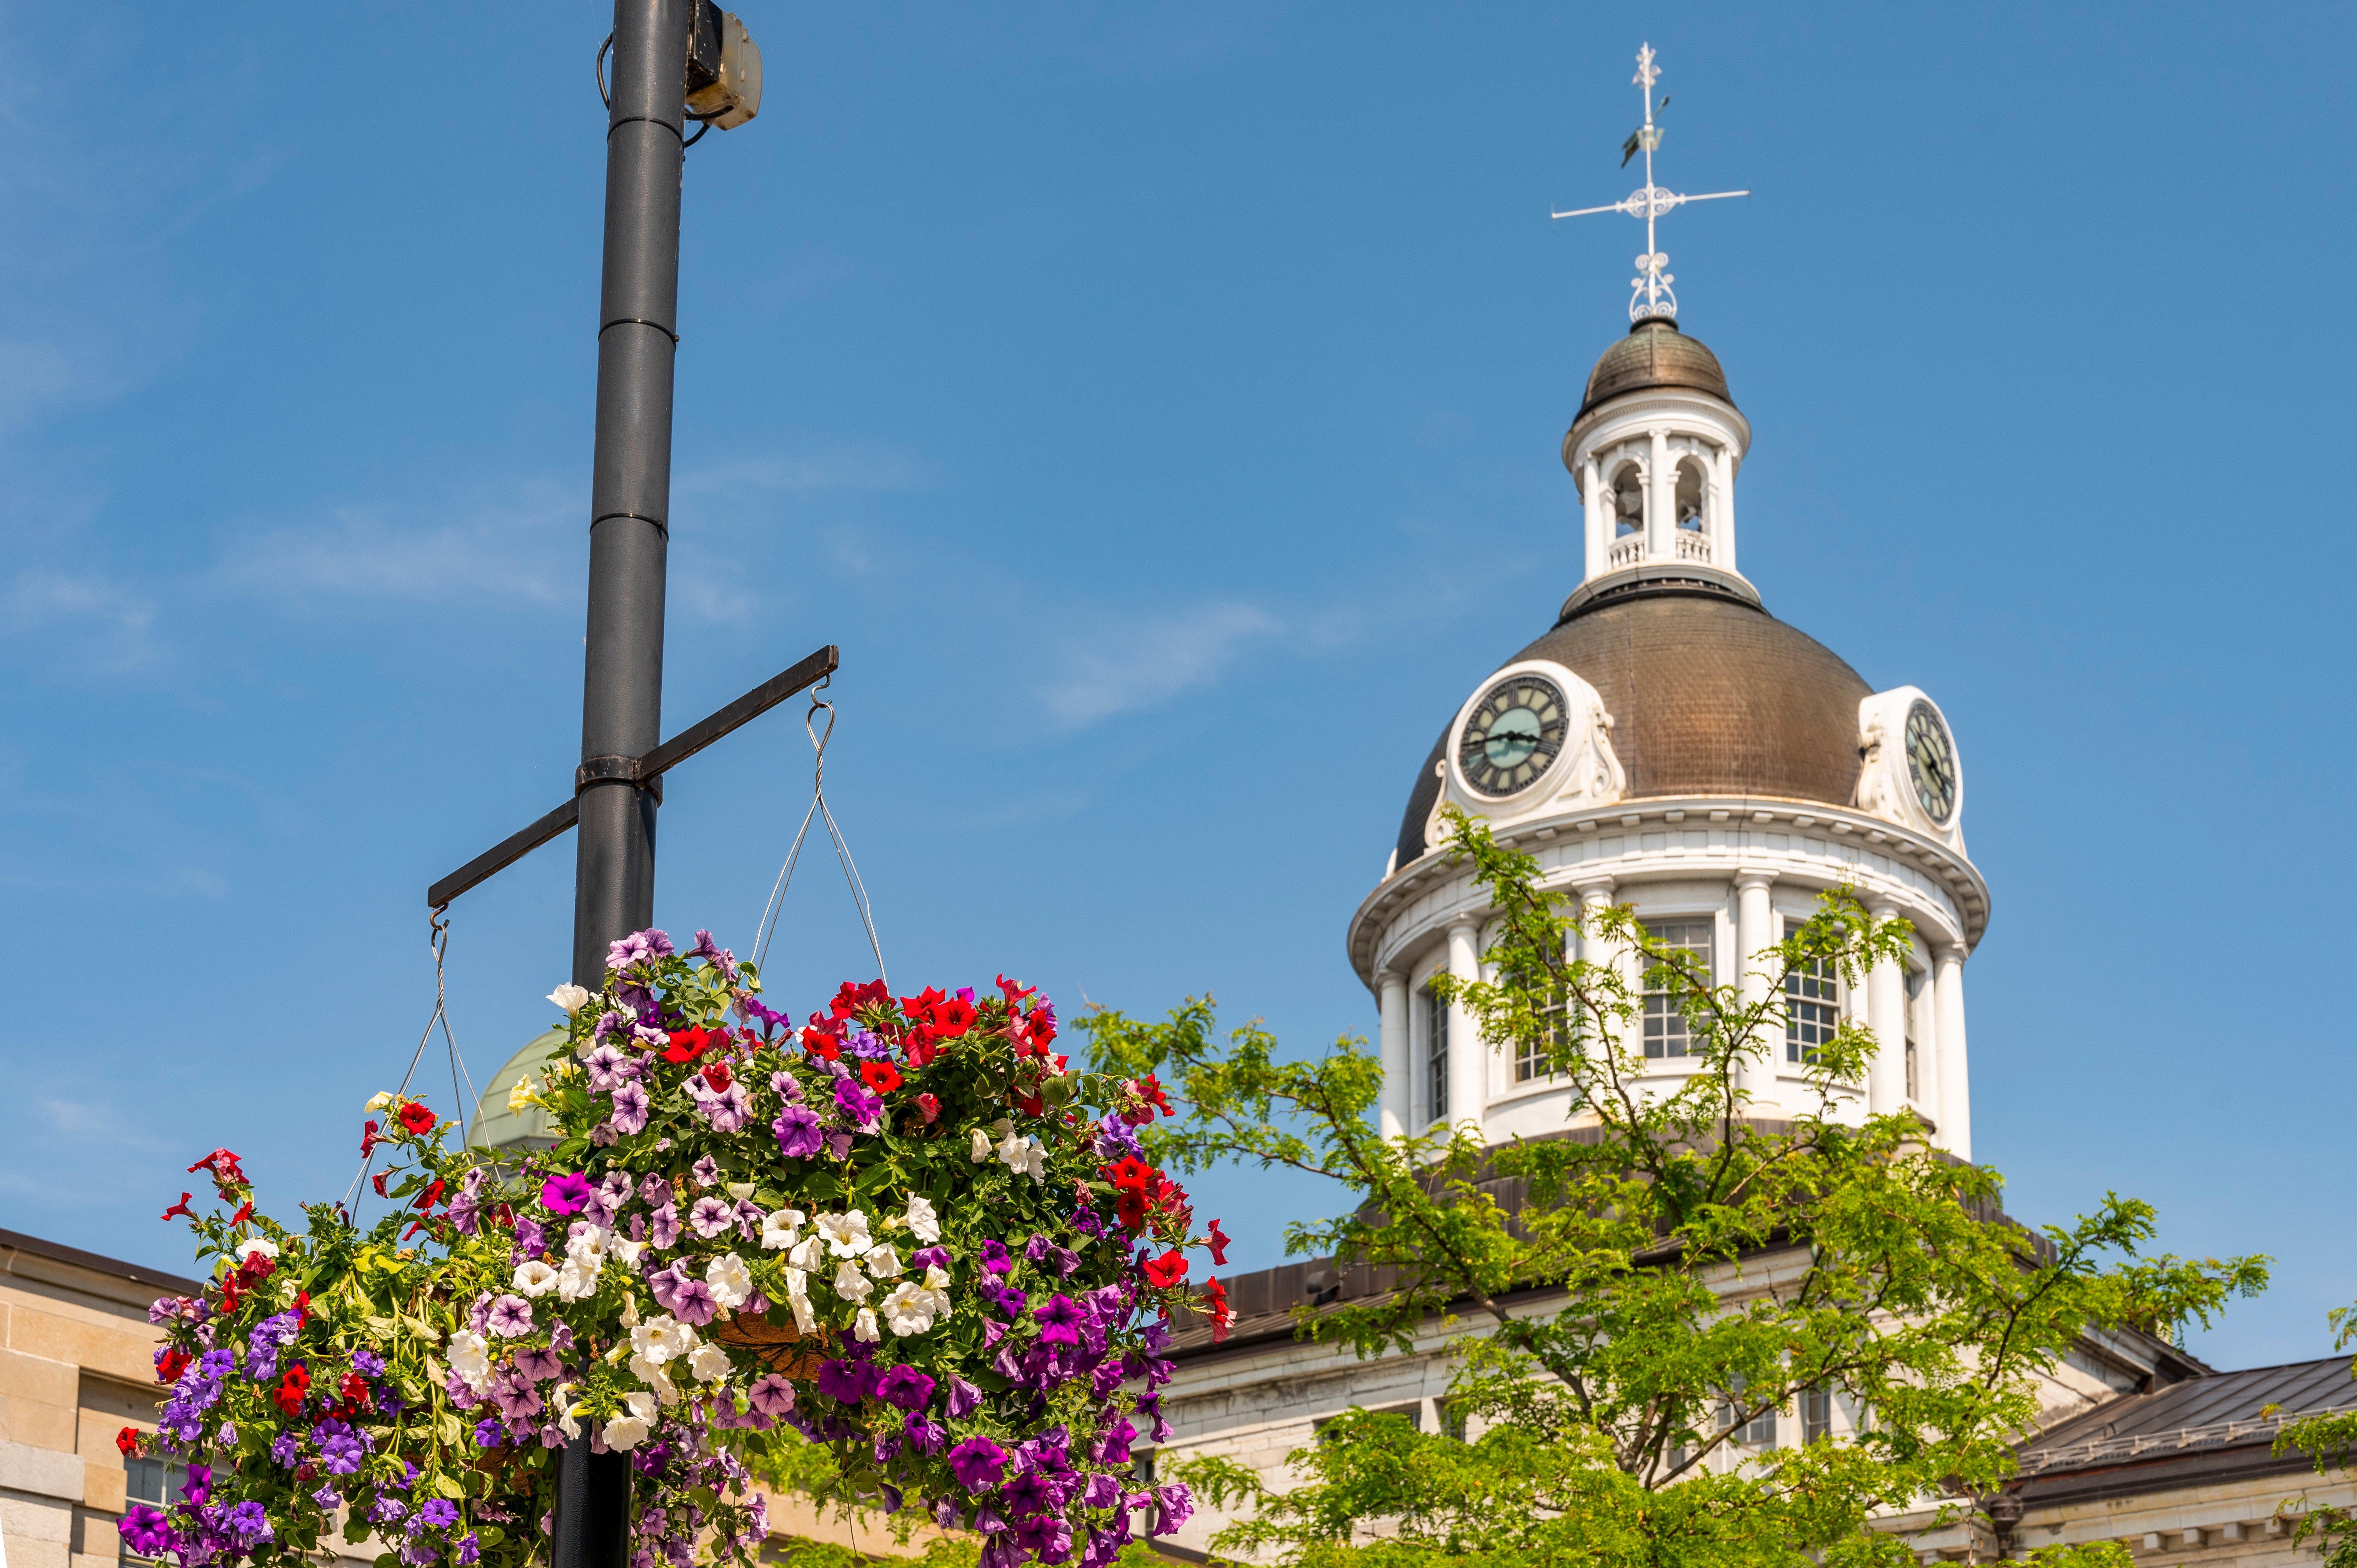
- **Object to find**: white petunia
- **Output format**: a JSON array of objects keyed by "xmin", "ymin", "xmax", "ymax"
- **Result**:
[
  {"xmin": 726, "ymin": 1183, "xmax": 756, "ymax": 1201},
  {"xmin": 852, "ymin": 1307, "xmax": 880, "ymax": 1343},
  {"xmin": 832, "ymin": 1259, "xmax": 875, "ymax": 1302},
  {"xmin": 567, "ymin": 1224, "xmax": 612, "ymax": 1259},
  {"xmin": 512, "ymin": 1260, "xmax": 560, "ymax": 1298},
  {"xmin": 921, "ymin": 1264, "xmax": 952, "ymax": 1294},
  {"xmin": 863, "ymin": 1243, "xmax": 904, "ymax": 1280},
  {"xmin": 997, "ymin": 1131, "xmax": 1049, "ymax": 1182},
  {"xmin": 902, "ymin": 1194, "xmax": 940, "ymax": 1244},
  {"xmin": 366, "ymin": 1091, "xmax": 394, "ymax": 1112},
  {"xmin": 556, "ymin": 1257, "xmax": 602, "ymax": 1302},
  {"xmin": 553, "ymin": 1384, "xmax": 583, "ymax": 1442},
  {"xmin": 447, "ymin": 1330, "xmax": 493, "ymax": 1391},
  {"xmin": 630, "ymin": 1313, "xmax": 691, "ymax": 1363},
  {"xmin": 633, "ymin": 1360, "xmax": 680, "ymax": 1407},
  {"xmin": 687, "ymin": 1342, "xmax": 732, "ymax": 1382},
  {"xmin": 786, "ymin": 1234, "xmax": 825, "ymax": 1271},
  {"xmin": 548, "ymin": 983, "xmax": 594, "ymax": 1015},
  {"xmin": 815, "ymin": 1210, "xmax": 873, "ymax": 1259},
  {"xmin": 783, "ymin": 1271, "xmax": 816, "ymax": 1335},
  {"xmin": 878, "ymin": 1280, "xmax": 937, "ymax": 1337},
  {"xmin": 760, "ymin": 1208, "xmax": 807, "ymax": 1251},
  {"xmin": 969, "ymin": 1128, "xmax": 992, "ymax": 1162},
  {"xmin": 602, "ymin": 1391, "xmax": 657, "ymax": 1451},
  {"xmin": 613, "ymin": 1237, "xmax": 646, "ymax": 1268},
  {"xmin": 705, "ymin": 1253, "xmax": 754, "ymax": 1308}
]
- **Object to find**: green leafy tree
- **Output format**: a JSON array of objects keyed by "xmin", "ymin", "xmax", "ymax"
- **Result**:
[
  {"xmin": 2270, "ymin": 1306, "xmax": 2357, "ymax": 1568},
  {"xmin": 1081, "ymin": 808, "xmax": 2265, "ymax": 1568}
]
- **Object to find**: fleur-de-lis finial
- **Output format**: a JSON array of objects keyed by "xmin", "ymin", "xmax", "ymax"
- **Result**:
[{"xmin": 1553, "ymin": 44, "xmax": 1748, "ymax": 322}]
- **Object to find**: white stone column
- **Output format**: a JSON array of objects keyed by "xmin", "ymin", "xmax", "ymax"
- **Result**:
[
  {"xmin": 1733, "ymin": 871, "xmax": 1780, "ymax": 1117},
  {"xmin": 1582, "ymin": 454, "xmax": 1606, "ymax": 581},
  {"xmin": 1910, "ymin": 960, "xmax": 1941, "ymax": 1132},
  {"xmin": 1377, "ymin": 970, "xmax": 1410, "ymax": 1140},
  {"xmin": 1571, "ymin": 878, "xmax": 1619, "ymax": 1077},
  {"xmin": 1647, "ymin": 428, "xmax": 1673, "ymax": 562},
  {"xmin": 1934, "ymin": 946, "xmax": 1972, "ymax": 1160},
  {"xmin": 1865, "ymin": 903, "xmax": 1906, "ymax": 1117},
  {"xmin": 1713, "ymin": 445, "xmax": 1738, "ymax": 574},
  {"xmin": 1445, "ymin": 919, "xmax": 1485, "ymax": 1141}
]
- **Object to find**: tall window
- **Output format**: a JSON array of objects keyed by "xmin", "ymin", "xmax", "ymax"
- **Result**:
[
  {"xmin": 1785, "ymin": 947, "xmax": 1839, "ymax": 1065},
  {"xmin": 1802, "ymin": 1384, "xmax": 1834, "ymax": 1445},
  {"xmin": 123, "ymin": 1457, "xmax": 188, "ymax": 1563},
  {"xmin": 1904, "ymin": 969, "xmax": 1925, "ymax": 1101},
  {"xmin": 1424, "ymin": 985, "xmax": 1450, "ymax": 1123},
  {"xmin": 1720, "ymin": 1377, "xmax": 1777, "ymax": 1450},
  {"xmin": 1641, "ymin": 919, "xmax": 1714, "ymax": 1059}
]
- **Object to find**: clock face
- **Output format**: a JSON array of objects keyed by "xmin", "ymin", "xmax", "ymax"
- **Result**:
[
  {"xmin": 1458, "ymin": 675, "xmax": 1569, "ymax": 798},
  {"xmin": 1904, "ymin": 699, "xmax": 1958, "ymax": 824}
]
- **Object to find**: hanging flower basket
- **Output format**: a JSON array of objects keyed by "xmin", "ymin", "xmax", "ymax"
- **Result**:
[{"xmin": 126, "ymin": 930, "xmax": 1219, "ymax": 1568}]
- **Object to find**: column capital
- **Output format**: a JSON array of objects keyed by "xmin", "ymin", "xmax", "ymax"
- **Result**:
[
  {"xmin": 1939, "ymin": 943, "xmax": 1968, "ymax": 965},
  {"xmin": 1869, "ymin": 901, "xmax": 1899, "ymax": 921},
  {"xmin": 1568, "ymin": 874, "xmax": 1617, "ymax": 901},
  {"xmin": 1375, "ymin": 968, "xmax": 1407, "ymax": 988},
  {"xmin": 1446, "ymin": 915, "xmax": 1483, "ymax": 941},
  {"xmin": 1733, "ymin": 867, "xmax": 1778, "ymax": 892}
]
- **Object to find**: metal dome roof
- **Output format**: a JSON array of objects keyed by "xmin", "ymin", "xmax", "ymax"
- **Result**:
[
  {"xmin": 1394, "ymin": 587, "xmax": 1871, "ymax": 869},
  {"xmin": 1576, "ymin": 317, "xmax": 1733, "ymax": 421}
]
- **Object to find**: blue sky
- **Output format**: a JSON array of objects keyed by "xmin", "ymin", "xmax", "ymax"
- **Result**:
[{"xmin": 3, "ymin": 2, "xmax": 2350, "ymax": 1370}]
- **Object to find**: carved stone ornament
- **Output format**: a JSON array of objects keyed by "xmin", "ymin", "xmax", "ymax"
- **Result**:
[{"xmin": 1427, "ymin": 662, "xmax": 1626, "ymax": 848}]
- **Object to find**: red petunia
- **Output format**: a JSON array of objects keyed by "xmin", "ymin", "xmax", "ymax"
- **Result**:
[
  {"xmin": 155, "ymin": 1347, "xmax": 191, "ymax": 1385},
  {"xmin": 1106, "ymin": 1157, "xmax": 1154, "ymax": 1192},
  {"xmin": 859, "ymin": 1060, "xmax": 903, "ymax": 1095},
  {"xmin": 359, "ymin": 1118, "xmax": 384, "ymax": 1157},
  {"xmin": 995, "ymin": 974, "xmax": 1035, "ymax": 1005},
  {"xmin": 700, "ymin": 1060, "xmax": 733, "ymax": 1093},
  {"xmin": 931, "ymin": 996, "xmax": 977, "ymax": 1038},
  {"xmin": 664, "ymin": 1026, "xmax": 719, "ymax": 1064},
  {"xmin": 371, "ymin": 1172, "xmax": 390, "ymax": 1199},
  {"xmin": 1202, "ymin": 1277, "xmax": 1233, "ymax": 1343},
  {"xmin": 1142, "ymin": 1249, "xmax": 1189, "ymax": 1289},
  {"xmin": 186, "ymin": 1149, "xmax": 248, "ymax": 1188},
  {"xmin": 1137, "ymin": 1074, "xmax": 1173, "ymax": 1118},
  {"xmin": 293, "ymin": 1289, "xmax": 311, "ymax": 1328},
  {"xmin": 161, "ymin": 1193, "xmax": 196, "ymax": 1223},
  {"xmin": 915, "ymin": 1093, "xmax": 941, "ymax": 1123},
  {"xmin": 229, "ymin": 1199, "xmax": 254, "ymax": 1227},
  {"xmin": 1013, "ymin": 1089, "xmax": 1045, "ymax": 1119},
  {"xmin": 411, "ymin": 1178, "xmax": 446, "ymax": 1213},
  {"xmin": 115, "ymin": 1426, "xmax": 141, "ymax": 1457},
  {"xmin": 1116, "ymin": 1189, "xmax": 1150, "ymax": 1233},
  {"xmin": 905, "ymin": 1035, "xmax": 941, "ymax": 1069},
  {"xmin": 1207, "ymin": 1218, "xmax": 1232, "ymax": 1266},
  {"xmin": 396, "ymin": 1102, "xmax": 435, "ymax": 1136},
  {"xmin": 799, "ymin": 1024, "xmax": 842, "ymax": 1061},
  {"xmin": 272, "ymin": 1364, "xmax": 309, "ymax": 1417},
  {"xmin": 899, "ymin": 986, "xmax": 947, "ymax": 1022},
  {"xmin": 339, "ymin": 1372, "xmax": 372, "ymax": 1410},
  {"xmin": 238, "ymin": 1254, "xmax": 276, "ymax": 1285}
]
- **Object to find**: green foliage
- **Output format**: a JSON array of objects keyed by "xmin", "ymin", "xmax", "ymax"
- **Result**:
[
  {"xmin": 2270, "ymin": 1304, "xmax": 2357, "ymax": 1568},
  {"xmin": 1081, "ymin": 807, "xmax": 2268, "ymax": 1568}
]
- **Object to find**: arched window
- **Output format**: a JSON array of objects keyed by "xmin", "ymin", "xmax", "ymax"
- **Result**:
[
  {"xmin": 1674, "ymin": 455, "xmax": 1709, "ymax": 533},
  {"xmin": 1610, "ymin": 461, "xmax": 1645, "ymax": 539}
]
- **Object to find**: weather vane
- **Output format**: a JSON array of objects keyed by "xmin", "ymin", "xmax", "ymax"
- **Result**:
[{"xmin": 1552, "ymin": 43, "xmax": 1749, "ymax": 322}]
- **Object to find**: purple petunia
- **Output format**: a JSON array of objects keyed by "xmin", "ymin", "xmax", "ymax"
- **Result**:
[
  {"xmin": 1037, "ymin": 1292, "xmax": 1089, "ymax": 1349},
  {"xmin": 541, "ymin": 1172, "xmax": 594, "ymax": 1215},
  {"xmin": 225, "ymin": 1500, "xmax": 273, "ymax": 1549},
  {"xmin": 748, "ymin": 1374, "xmax": 795, "ymax": 1417},
  {"xmin": 948, "ymin": 1436, "xmax": 1010, "ymax": 1491},
  {"xmin": 772, "ymin": 1105, "xmax": 824, "ymax": 1160},
  {"xmin": 419, "ymin": 1499, "xmax": 460, "ymax": 1529},
  {"xmin": 875, "ymin": 1365, "xmax": 936, "ymax": 1411},
  {"xmin": 944, "ymin": 1375, "xmax": 983, "ymax": 1418},
  {"xmin": 815, "ymin": 1359, "xmax": 869, "ymax": 1405},
  {"xmin": 486, "ymin": 1295, "xmax": 534, "ymax": 1337},
  {"xmin": 117, "ymin": 1506, "xmax": 174, "ymax": 1557},
  {"xmin": 833, "ymin": 1076, "xmax": 883, "ymax": 1130},
  {"xmin": 687, "ymin": 1196, "xmax": 735, "ymax": 1239},
  {"xmin": 980, "ymin": 1239, "xmax": 1014, "ymax": 1275},
  {"xmin": 669, "ymin": 1277, "xmax": 717, "ymax": 1327},
  {"xmin": 608, "ymin": 1082, "xmax": 650, "ymax": 1136}
]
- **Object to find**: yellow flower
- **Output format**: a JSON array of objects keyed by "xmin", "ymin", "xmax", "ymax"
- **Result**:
[{"xmin": 507, "ymin": 1078, "xmax": 537, "ymax": 1113}]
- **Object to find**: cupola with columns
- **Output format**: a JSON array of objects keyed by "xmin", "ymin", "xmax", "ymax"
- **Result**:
[{"xmin": 1348, "ymin": 45, "xmax": 1985, "ymax": 1164}]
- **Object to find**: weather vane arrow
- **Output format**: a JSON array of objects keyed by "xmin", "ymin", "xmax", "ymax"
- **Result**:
[{"xmin": 1552, "ymin": 42, "xmax": 1750, "ymax": 322}]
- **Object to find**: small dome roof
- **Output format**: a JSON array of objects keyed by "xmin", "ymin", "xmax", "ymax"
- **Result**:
[
  {"xmin": 470, "ymin": 1028, "xmax": 568, "ymax": 1152},
  {"xmin": 1576, "ymin": 318, "xmax": 1733, "ymax": 420},
  {"xmin": 1394, "ymin": 587, "xmax": 1871, "ymax": 869}
]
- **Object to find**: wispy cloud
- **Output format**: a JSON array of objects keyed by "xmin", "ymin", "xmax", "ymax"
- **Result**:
[
  {"xmin": 679, "ymin": 445, "xmax": 929, "ymax": 498},
  {"xmin": 217, "ymin": 483, "xmax": 579, "ymax": 607},
  {"xmin": 1, "ymin": 569, "xmax": 160, "ymax": 668},
  {"xmin": 1038, "ymin": 600, "xmax": 1281, "ymax": 727}
]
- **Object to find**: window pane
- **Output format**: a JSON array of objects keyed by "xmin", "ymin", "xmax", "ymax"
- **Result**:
[
  {"xmin": 1424, "ymin": 988, "xmax": 1449, "ymax": 1123},
  {"xmin": 1642, "ymin": 920, "xmax": 1713, "ymax": 1060}
]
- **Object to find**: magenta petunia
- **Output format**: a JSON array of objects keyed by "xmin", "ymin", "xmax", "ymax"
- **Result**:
[
  {"xmin": 540, "ymin": 1172, "xmax": 594, "ymax": 1215},
  {"xmin": 947, "ymin": 1436, "xmax": 1009, "ymax": 1491}
]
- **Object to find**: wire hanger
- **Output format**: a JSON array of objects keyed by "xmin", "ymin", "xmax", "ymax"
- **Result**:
[{"xmin": 752, "ymin": 678, "xmax": 887, "ymax": 987}]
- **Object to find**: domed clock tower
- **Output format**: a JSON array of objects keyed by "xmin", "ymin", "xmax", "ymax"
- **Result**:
[{"xmin": 1348, "ymin": 312, "xmax": 1987, "ymax": 1156}]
